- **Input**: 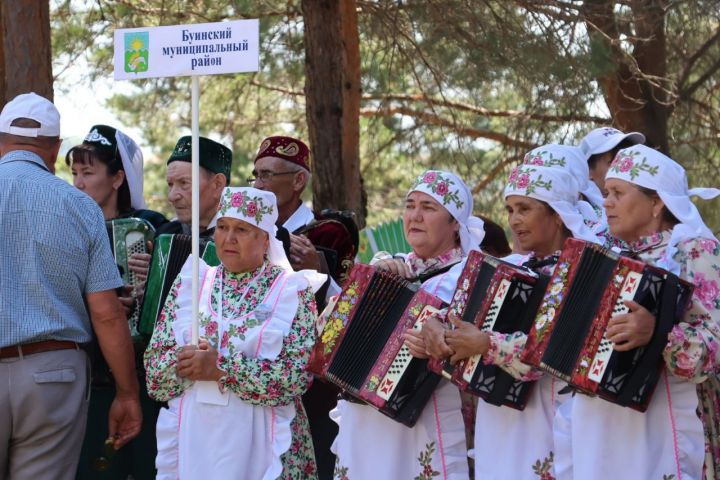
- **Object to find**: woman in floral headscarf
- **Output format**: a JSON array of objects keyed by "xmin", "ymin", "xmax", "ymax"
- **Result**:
[
  {"xmin": 520, "ymin": 143, "xmax": 626, "ymax": 249},
  {"xmin": 144, "ymin": 187, "xmax": 326, "ymax": 480},
  {"xmin": 330, "ymin": 170, "xmax": 484, "ymax": 480},
  {"xmin": 563, "ymin": 145, "xmax": 720, "ymax": 480},
  {"xmin": 424, "ymin": 160, "xmax": 602, "ymax": 480}
]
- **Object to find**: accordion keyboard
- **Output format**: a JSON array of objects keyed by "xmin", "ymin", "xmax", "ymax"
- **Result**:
[
  {"xmin": 461, "ymin": 278, "xmax": 511, "ymax": 382},
  {"xmin": 587, "ymin": 271, "xmax": 642, "ymax": 383},
  {"xmin": 377, "ymin": 306, "xmax": 440, "ymax": 401},
  {"xmin": 125, "ymin": 232, "xmax": 147, "ymax": 337}
]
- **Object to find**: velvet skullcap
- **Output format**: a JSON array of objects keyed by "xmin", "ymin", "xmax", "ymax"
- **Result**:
[
  {"xmin": 254, "ymin": 136, "xmax": 311, "ymax": 172},
  {"xmin": 167, "ymin": 136, "xmax": 233, "ymax": 184}
]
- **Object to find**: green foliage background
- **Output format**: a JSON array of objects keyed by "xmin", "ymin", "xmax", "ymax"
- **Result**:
[{"xmin": 51, "ymin": 0, "xmax": 720, "ymax": 233}]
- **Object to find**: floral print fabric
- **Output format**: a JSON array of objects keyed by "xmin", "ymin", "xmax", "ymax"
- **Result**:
[
  {"xmin": 629, "ymin": 230, "xmax": 720, "ymax": 477},
  {"xmin": 144, "ymin": 261, "xmax": 319, "ymax": 478},
  {"xmin": 406, "ymin": 246, "xmax": 464, "ymax": 279}
]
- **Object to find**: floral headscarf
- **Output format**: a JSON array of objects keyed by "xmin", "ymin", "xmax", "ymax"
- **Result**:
[
  {"xmin": 504, "ymin": 164, "xmax": 601, "ymax": 244},
  {"xmin": 408, "ymin": 170, "xmax": 485, "ymax": 254},
  {"xmin": 606, "ymin": 145, "xmax": 720, "ymax": 274},
  {"xmin": 522, "ymin": 144, "xmax": 606, "ymax": 232},
  {"xmin": 214, "ymin": 186, "xmax": 290, "ymax": 267}
]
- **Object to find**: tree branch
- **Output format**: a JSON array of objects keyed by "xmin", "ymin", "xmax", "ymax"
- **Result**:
[
  {"xmin": 679, "ymin": 56, "xmax": 720, "ymax": 101},
  {"xmin": 471, "ymin": 153, "xmax": 524, "ymax": 194},
  {"xmin": 361, "ymin": 106, "xmax": 536, "ymax": 150},
  {"xmin": 364, "ymin": 93, "xmax": 610, "ymax": 123},
  {"xmin": 248, "ymin": 80, "xmax": 610, "ymax": 124},
  {"xmin": 676, "ymin": 25, "xmax": 720, "ymax": 92}
]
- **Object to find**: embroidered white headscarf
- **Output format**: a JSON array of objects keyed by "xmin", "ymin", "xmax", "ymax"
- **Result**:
[
  {"xmin": 605, "ymin": 145, "xmax": 720, "ymax": 274},
  {"xmin": 522, "ymin": 144, "xmax": 606, "ymax": 233},
  {"xmin": 504, "ymin": 164, "xmax": 602, "ymax": 244},
  {"xmin": 213, "ymin": 187, "xmax": 327, "ymax": 290},
  {"xmin": 408, "ymin": 170, "xmax": 485, "ymax": 254}
]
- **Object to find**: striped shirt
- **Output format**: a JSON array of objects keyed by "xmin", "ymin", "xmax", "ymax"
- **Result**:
[{"xmin": 0, "ymin": 150, "xmax": 122, "ymax": 347}]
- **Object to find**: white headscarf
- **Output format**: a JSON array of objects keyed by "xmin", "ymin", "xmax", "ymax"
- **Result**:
[
  {"xmin": 579, "ymin": 127, "xmax": 645, "ymax": 160},
  {"xmin": 213, "ymin": 187, "xmax": 327, "ymax": 290},
  {"xmin": 114, "ymin": 129, "xmax": 146, "ymax": 210},
  {"xmin": 408, "ymin": 170, "xmax": 485, "ymax": 253},
  {"xmin": 523, "ymin": 144, "xmax": 606, "ymax": 229},
  {"xmin": 504, "ymin": 164, "xmax": 602, "ymax": 244},
  {"xmin": 606, "ymin": 145, "xmax": 720, "ymax": 274}
]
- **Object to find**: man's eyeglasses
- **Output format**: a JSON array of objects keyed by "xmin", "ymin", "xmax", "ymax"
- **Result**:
[{"xmin": 246, "ymin": 170, "xmax": 298, "ymax": 184}]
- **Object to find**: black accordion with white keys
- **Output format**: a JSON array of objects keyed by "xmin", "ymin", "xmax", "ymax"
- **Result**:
[
  {"xmin": 428, "ymin": 250, "xmax": 549, "ymax": 409},
  {"xmin": 521, "ymin": 238, "xmax": 694, "ymax": 411},
  {"xmin": 308, "ymin": 263, "xmax": 446, "ymax": 427}
]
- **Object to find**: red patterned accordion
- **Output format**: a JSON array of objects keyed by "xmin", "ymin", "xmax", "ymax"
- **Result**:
[
  {"xmin": 521, "ymin": 238, "xmax": 693, "ymax": 411},
  {"xmin": 307, "ymin": 263, "xmax": 446, "ymax": 427},
  {"xmin": 428, "ymin": 250, "xmax": 549, "ymax": 409}
]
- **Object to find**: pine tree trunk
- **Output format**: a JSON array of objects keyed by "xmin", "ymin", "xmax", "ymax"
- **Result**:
[
  {"xmin": 302, "ymin": 0, "xmax": 366, "ymax": 227},
  {"xmin": 584, "ymin": 0, "xmax": 670, "ymax": 153},
  {"xmin": 0, "ymin": 1, "xmax": 54, "ymax": 105}
]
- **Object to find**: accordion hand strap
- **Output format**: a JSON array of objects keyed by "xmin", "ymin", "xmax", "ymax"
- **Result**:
[
  {"xmin": 414, "ymin": 260, "xmax": 461, "ymax": 284},
  {"xmin": 615, "ymin": 272, "xmax": 679, "ymax": 407}
]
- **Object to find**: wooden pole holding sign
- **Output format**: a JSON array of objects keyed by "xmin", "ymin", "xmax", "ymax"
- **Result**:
[{"xmin": 113, "ymin": 20, "xmax": 259, "ymax": 346}]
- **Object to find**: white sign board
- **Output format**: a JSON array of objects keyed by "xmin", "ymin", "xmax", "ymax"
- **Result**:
[{"xmin": 113, "ymin": 19, "xmax": 259, "ymax": 79}]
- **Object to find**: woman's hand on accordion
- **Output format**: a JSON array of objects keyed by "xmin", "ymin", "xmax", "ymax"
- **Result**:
[
  {"xmin": 176, "ymin": 338, "xmax": 225, "ymax": 382},
  {"xmin": 607, "ymin": 300, "xmax": 656, "ymax": 351},
  {"xmin": 128, "ymin": 241, "xmax": 153, "ymax": 283},
  {"xmin": 373, "ymin": 258, "xmax": 413, "ymax": 279},
  {"xmin": 404, "ymin": 329, "xmax": 429, "ymax": 359},
  {"xmin": 421, "ymin": 315, "xmax": 454, "ymax": 360},
  {"xmin": 128, "ymin": 245, "xmax": 152, "ymax": 305},
  {"xmin": 445, "ymin": 314, "xmax": 490, "ymax": 365}
]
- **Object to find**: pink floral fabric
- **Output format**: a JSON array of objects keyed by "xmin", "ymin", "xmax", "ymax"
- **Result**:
[
  {"xmin": 405, "ymin": 246, "xmax": 464, "ymax": 278},
  {"xmin": 144, "ymin": 262, "xmax": 319, "ymax": 479},
  {"xmin": 629, "ymin": 230, "xmax": 720, "ymax": 477}
]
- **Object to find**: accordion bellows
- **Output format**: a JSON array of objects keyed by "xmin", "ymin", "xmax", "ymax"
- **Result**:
[
  {"xmin": 138, "ymin": 234, "xmax": 219, "ymax": 336},
  {"xmin": 521, "ymin": 238, "xmax": 693, "ymax": 412},
  {"xmin": 308, "ymin": 263, "xmax": 446, "ymax": 427},
  {"xmin": 429, "ymin": 250, "xmax": 549, "ymax": 410}
]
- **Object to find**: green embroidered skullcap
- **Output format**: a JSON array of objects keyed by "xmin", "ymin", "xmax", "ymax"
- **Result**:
[{"xmin": 167, "ymin": 136, "xmax": 232, "ymax": 183}]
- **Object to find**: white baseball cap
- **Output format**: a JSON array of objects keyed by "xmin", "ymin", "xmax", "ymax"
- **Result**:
[
  {"xmin": 578, "ymin": 127, "xmax": 645, "ymax": 160},
  {"xmin": 0, "ymin": 92, "xmax": 60, "ymax": 137}
]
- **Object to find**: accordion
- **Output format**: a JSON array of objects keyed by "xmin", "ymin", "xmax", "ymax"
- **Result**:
[
  {"xmin": 428, "ymin": 250, "xmax": 549, "ymax": 409},
  {"xmin": 106, "ymin": 218, "xmax": 155, "ymax": 337},
  {"xmin": 307, "ymin": 263, "xmax": 446, "ymax": 427},
  {"xmin": 521, "ymin": 238, "xmax": 693, "ymax": 411},
  {"xmin": 138, "ymin": 234, "xmax": 220, "ymax": 336}
]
